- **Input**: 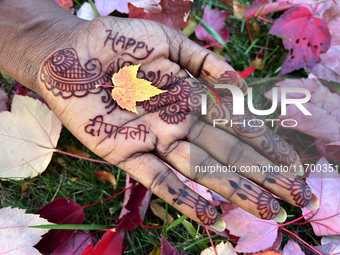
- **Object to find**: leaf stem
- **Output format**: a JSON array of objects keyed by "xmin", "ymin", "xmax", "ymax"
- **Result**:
[
  {"xmin": 54, "ymin": 149, "xmax": 112, "ymax": 165},
  {"xmin": 281, "ymin": 227, "xmax": 323, "ymax": 255}
]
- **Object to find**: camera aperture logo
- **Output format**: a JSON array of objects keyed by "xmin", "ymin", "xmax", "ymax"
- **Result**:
[{"xmin": 200, "ymin": 84, "xmax": 311, "ymax": 128}]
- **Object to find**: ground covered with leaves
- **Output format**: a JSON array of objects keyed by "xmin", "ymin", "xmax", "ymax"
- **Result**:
[{"xmin": 1, "ymin": 0, "xmax": 340, "ymax": 254}]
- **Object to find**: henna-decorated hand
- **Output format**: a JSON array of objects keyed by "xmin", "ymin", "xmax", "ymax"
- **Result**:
[{"xmin": 0, "ymin": 2, "xmax": 319, "ymax": 230}]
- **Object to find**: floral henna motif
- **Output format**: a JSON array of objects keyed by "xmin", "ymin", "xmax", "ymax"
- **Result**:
[
  {"xmin": 229, "ymin": 180, "xmax": 280, "ymax": 219},
  {"xmin": 168, "ymin": 186, "xmax": 217, "ymax": 225},
  {"xmin": 264, "ymin": 174, "xmax": 312, "ymax": 207},
  {"xmin": 261, "ymin": 130, "xmax": 297, "ymax": 166},
  {"xmin": 140, "ymin": 76, "xmax": 190, "ymax": 124},
  {"xmin": 40, "ymin": 48, "xmax": 117, "ymax": 113}
]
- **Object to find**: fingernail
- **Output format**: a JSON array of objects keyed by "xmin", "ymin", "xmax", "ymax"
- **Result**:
[
  {"xmin": 210, "ymin": 216, "xmax": 226, "ymax": 232},
  {"xmin": 273, "ymin": 207, "xmax": 287, "ymax": 223},
  {"xmin": 305, "ymin": 194, "xmax": 319, "ymax": 210},
  {"xmin": 296, "ymin": 164, "xmax": 305, "ymax": 176}
]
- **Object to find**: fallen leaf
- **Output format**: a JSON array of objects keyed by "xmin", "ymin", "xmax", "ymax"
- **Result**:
[
  {"xmin": 119, "ymin": 174, "xmax": 152, "ymax": 230},
  {"xmin": 253, "ymin": 251, "xmax": 281, "ymax": 255},
  {"xmin": 20, "ymin": 180, "xmax": 36, "ymax": 193},
  {"xmin": 269, "ymin": 5, "xmax": 331, "ymax": 76},
  {"xmin": 0, "ymin": 88, "xmax": 8, "ymax": 112},
  {"xmin": 316, "ymin": 236, "xmax": 340, "ymax": 255},
  {"xmin": 251, "ymin": 56, "xmax": 264, "ymax": 70},
  {"xmin": 34, "ymin": 198, "xmax": 85, "ymax": 254},
  {"xmin": 53, "ymin": 0, "xmax": 73, "ymax": 11},
  {"xmin": 316, "ymin": 140, "xmax": 340, "ymax": 162},
  {"xmin": 278, "ymin": 103, "xmax": 340, "ymax": 143},
  {"xmin": 52, "ymin": 230, "xmax": 96, "ymax": 255},
  {"xmin": 302, "ymin": 157, "xmax": 340, "ymax": 236},
  {"xmin": 94, "ymin": 170, "xmax": 117, "ymax": 186},
  {"xmin": 201, "ymin": 241, "xmax": 237, "ymax": 255},
  {"xmin": 195, "ymin": 5, "xmax": 231, "ymax": 48},
  {"xmin": 233, "ymin": 1, "xmax": 244, "ymax": 19},
  {"xmin": 223, "ymin": 208, "xmax": 280, "ymax": 253},
  {"xmin": 65, "ymin": 145, "xmax": 90, "ymax": 158},
  {"xmin": 282, "ymin": 240, "xmax": 305, "ymax": 255},
  {"xmin": 128, "ymin": 0, "xmax": 192, "ymax": 30},
  {"xmin": 77, "ymin": 2, "xmax": 96, "ymax": 20},
  {"xmin": 13, "ymin": 81, "xmax": 48, "ymax": 106},
  {"xmin": 82, "ymin": 228, "xmax": 124, "ymax": 255},
  {"xmin": 237, "ymin": 66, "xmax": 256, "ymax": 79},
  {"xmin": 95, "ymin": 0, "xmax": 160, "ymax": 16},
  {"xmin": 111, "ymin": 64, "xmax": 166, "ymax": 114},
  {"xmin": 0, "ymin": 207, "xmax": 52, "ymax": 255},
  {"xmin": 150, "ymin": 200, "xmax": 174, "ymax": 224},
  {"xmin": 161, "ymin": 235, "xmax": 187, "ymax": 255},
  {"xmin": 305, "ymin": 45, "xmax": 340, "ymax": 82},
  {"xmin": 149, "ymin": 245, "xmax": 161, "ymax": 255},
  {"xmin": 245, "ymin": 0, "xmax": 320, "ymax": 18},
  {"xmin": 0, "ymin": 95, "xmax": 62, "ymax": 179},
  {"xmin": 71, "ymin": 177, "xmax": 79, "ymax": 182},
  {"xmin": 314, "ymin": 241, "xmax": 340, "ymax": 255}
]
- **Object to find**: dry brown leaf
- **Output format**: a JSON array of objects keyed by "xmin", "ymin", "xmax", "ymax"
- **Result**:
[
  {"xmin": 150, "ymin": 201, "xmax": 174, "ymax": 224},
  {"xmin": 149, "ymin": 245, "xmax": 161, "ymax": 255},
  {"xmin": 65, "ymin": 145, "xmax": 90, "ymax": 158},
  {"xmin": 94, "ymin": 170, "xmax": 117, "ymax": 186}
]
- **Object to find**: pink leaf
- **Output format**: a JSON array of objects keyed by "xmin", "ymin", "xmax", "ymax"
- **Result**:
[
  {"xmin": 82, "ymin": 228, "xmax": 124, "ymax": 255},
  {"xmin": 0, "ymin": 207, "xmax": 52, "ymax": 255},
  {"xmin": 282, "ymin": 240, "xmax": 305, "ymax": 255},
  {"xmin": 316, "ymin": 140, "xmax": 340, "ymax": 161},
  {"xmin": 195, "ymin": 5, "xmax": 231, "ymax": 47},
  {"xmin": 269, "ymin": 5, "xmax": 331, "ymax": 76},
  {"xmin": 95, "ymin": 0, "xmax": 160, "ymax": 16},
  {"xmin": 119, "ymin": 174, "xmax": 152, "ymax": 231},
  {"xmin": 278, "ymin": 103, "xmax": 340, "ymax": 142},
  {"xmin": 246, "ymin": 0, "xmax": 321, "ymax": 18},
  {"xmin": 0, "ymin": 88, "xmax": 8, "ymax": 112},
  {"xmin": 161, "ymin": 235, "xmax": 187, "ymax": 255},
  {"xmin": 302, "ymin": 157, "xmax": 340, "ymax": 236},
  {"xmin": 305, "ymin": 45, "xmax": 340, "ymax": 83},
  {"xmin": 223, "ymin": 208, "xmax": 280, "ymax": 253},
  {"xmin": 34, "ymin": 198, "xmax": 85, "ymax": 254},
  {"xmin": 52, "ymin": 230, "xmax": 96, "ymax": 255}
]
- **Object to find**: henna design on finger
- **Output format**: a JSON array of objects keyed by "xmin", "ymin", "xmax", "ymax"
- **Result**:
[
  {"xmin": 168, "ymin": 186, "xmax": 217, "ymax": 225},
  {"xmin": 261, "ymin": 130, "xmax": 297, "ymax": 166},
  {"xmin": 229, "ymin": 180, "xmax": 280, "ymax": 219},
  {"xmin": 40, "ymin": 48, "xmax": 117, "ymax": 113},
  {"xmin": 84, "ymin": 115, "xmax": 149, "ymax": 142},
  {"xmin": 263, "ymin": 173, "xmax": 312, "ymax": 207}
]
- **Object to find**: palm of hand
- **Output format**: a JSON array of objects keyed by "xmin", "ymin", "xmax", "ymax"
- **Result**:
[{"xmin": 36, "ymin": 17, "xmax": 316, "ymax": 228}]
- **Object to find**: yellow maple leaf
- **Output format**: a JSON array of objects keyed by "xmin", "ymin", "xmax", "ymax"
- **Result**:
[{"xmin": 111, "ymin": 64, "xmax": 167, "ymax": 114}]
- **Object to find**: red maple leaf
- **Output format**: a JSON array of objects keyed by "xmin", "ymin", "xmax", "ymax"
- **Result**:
[
  {"xmin": 269, "ymin": 5, "xmax": 331, "ymax": 76},
  {"xmin": 34, "ymin": 198, "xmax": 85, "ymax": 254}
]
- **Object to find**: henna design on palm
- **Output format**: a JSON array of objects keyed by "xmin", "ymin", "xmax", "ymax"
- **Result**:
[
  {"xmin": 168, "ymin": 186, "xmax": 218, "ymax": 225},
  {"xmin": 140, "ymin": 76, "xmax": 190, "ymax": 124},
  {"xmin": 40, "ymin": 48, "xmax": 117, "ymax": 114}
]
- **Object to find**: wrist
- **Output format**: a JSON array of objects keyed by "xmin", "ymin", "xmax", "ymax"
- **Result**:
[{"xmin": 0, "ymin": 0, "xmax": 87, "ymax": 91}]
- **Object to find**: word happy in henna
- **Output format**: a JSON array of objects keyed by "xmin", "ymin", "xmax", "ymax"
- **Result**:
[
  {"xmin": 85, "ymin": 115, "xmax": 149, "ymax": 142},
  {"xmin": 105, "ymin": 30, "xmax": 154, "ymax": 60}
]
